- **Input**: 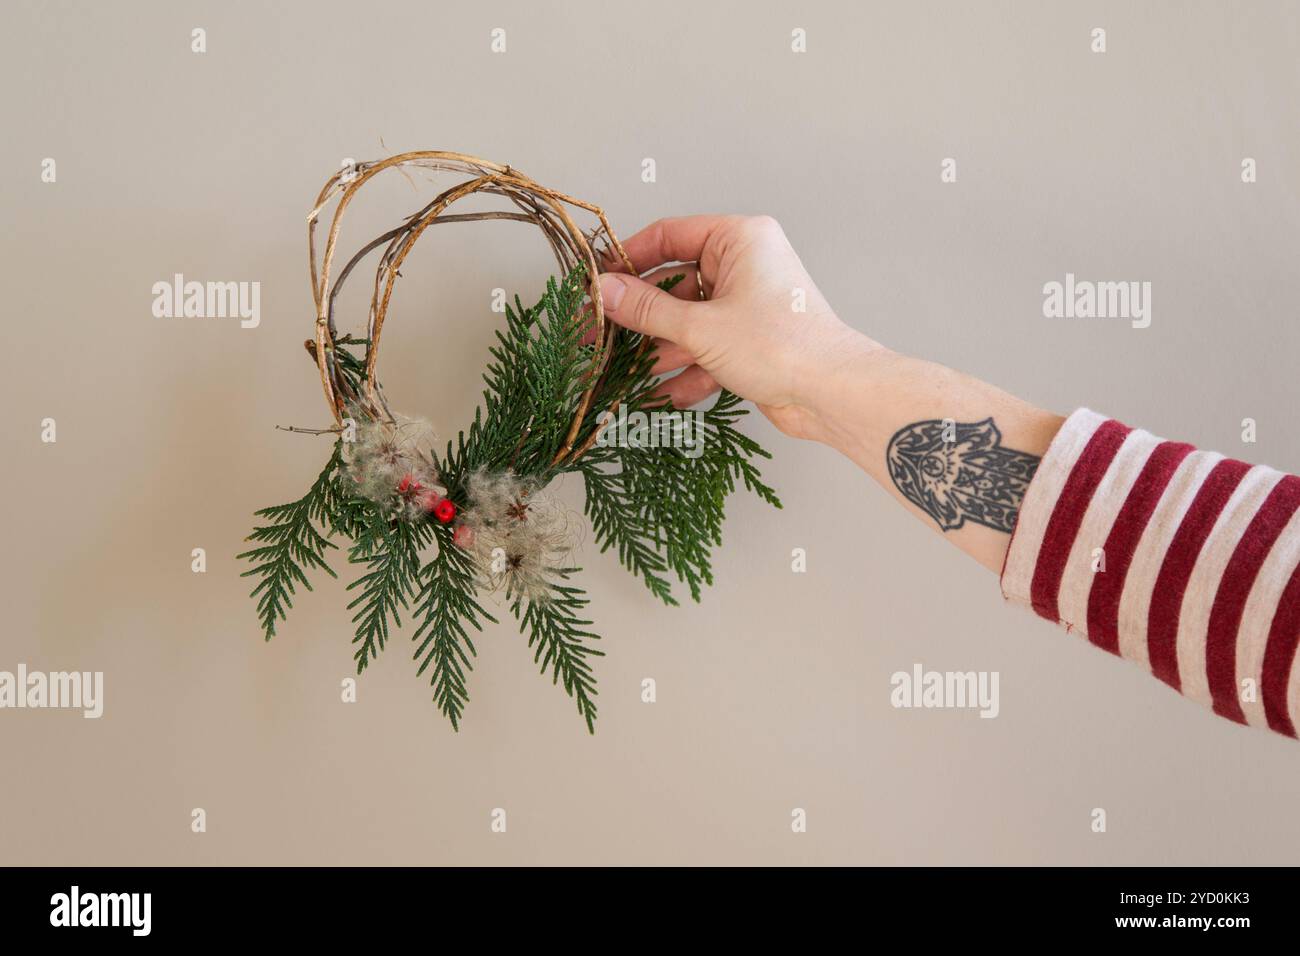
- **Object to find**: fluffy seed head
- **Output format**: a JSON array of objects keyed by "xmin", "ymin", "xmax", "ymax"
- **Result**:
[
  {"xmin": 459, "ymin": 468, "xmax": 575, "ymax": 603},
  {"xmin": 341, "ymin": 409, "xmax": 442, "ymax": 520}
]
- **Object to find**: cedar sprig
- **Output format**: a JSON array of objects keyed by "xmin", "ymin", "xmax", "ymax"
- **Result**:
[
  {"xmin": 411, "ymin": 523, "xmax": 496, "ymax": 730},
  {"xmin": 242, "ymin": 265, "xmax": 779, "ymax": 732},
  {"xmin": 511, "ymin": 569, "xmax": 602, "ymax": 733},
  {"xmin": 237, "ymin": 443, "xmax": 345, "ymax": 639},
  {"xmin": 346, "ymin": 508, "xmax": 434, "ymax": 672}
]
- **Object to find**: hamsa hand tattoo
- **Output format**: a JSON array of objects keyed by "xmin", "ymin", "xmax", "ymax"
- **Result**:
[{"xmin": 886, "ymin": 418, "xmax": 1041, "ymax": 534}]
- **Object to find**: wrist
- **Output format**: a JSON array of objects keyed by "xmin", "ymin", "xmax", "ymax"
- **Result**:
[{"xmin": 798, "ymin": 329, "xmax": 897, "ymax": 459}]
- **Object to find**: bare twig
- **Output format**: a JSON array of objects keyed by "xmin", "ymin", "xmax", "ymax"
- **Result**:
[
  {"xmin": 303, "ymin": 151, "xmax": 639, "ymax": 464},
  {"xmin": 275, "ymin": 424, "xmax": 347, "ymax": 436}
]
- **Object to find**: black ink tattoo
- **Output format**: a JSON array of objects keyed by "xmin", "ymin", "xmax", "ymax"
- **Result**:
[{"xmin": 886, "ymin": 418, "xmax": 1040, "ymax": 533}]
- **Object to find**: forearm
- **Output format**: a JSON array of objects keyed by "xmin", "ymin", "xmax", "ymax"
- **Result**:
[
  {"xmin": 599, "ymin": 212, "xmax": 1300, "ymax": 740},
  {"xmin": 799, "ymin": 333, "xmax": 1066, "ymax": 573},
  {"xmin": 795, "ymin": 331, "xmax": 1300, "ymax": 738}
]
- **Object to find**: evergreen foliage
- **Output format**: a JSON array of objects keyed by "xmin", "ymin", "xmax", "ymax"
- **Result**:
[
  {"xmin": 411, "ymin": 524, "xmax": 495, "ymax": 730},
  {"xmin": 240, "ymin": 266, "xmax": 779, "ymax": 732}
]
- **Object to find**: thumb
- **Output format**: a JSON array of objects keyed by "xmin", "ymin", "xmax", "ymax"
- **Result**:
[{"xmin": 597, "ymin": 272, "xmax": 690, "ymax": 340}]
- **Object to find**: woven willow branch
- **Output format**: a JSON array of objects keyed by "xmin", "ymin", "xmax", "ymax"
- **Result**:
[{"xmin": 305, "ymin": 151, "xmax": 641, "ymax": 466}]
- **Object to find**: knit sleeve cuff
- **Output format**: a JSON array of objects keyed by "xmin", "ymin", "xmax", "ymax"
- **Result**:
[{"xmin": 1000, "ymin": 408, "xmax": 1110, "ymax": 613}]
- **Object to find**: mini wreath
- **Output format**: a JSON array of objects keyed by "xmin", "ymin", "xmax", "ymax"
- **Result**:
[{"xmin": 239, "ymin": 151, "xmax": 780, "ymax": 732}]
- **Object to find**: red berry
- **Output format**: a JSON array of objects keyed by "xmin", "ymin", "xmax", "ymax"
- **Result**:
[{"xmin": 433, "ymin": 498, "xmax": 457, "ymax": 525}]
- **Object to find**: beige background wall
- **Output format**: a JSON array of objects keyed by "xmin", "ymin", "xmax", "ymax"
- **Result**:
[{"xmin": 3, "ymin": 0, "xmax": 1298, "ymax": 865}]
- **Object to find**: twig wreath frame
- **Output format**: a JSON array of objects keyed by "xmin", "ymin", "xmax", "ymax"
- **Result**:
[
  {"xmin": 240, "ymin": 151, "xmax": 780, "ymax": 732},
  {"xmin": 309, "ymin": 151, "xmax": 635, "ymax": 462}
]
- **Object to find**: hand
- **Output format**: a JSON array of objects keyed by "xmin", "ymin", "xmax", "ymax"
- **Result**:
[
  {"xmin": 597, "ymin": 215, "xmax": 1064, "ymax": 577},
  {"xmin": 596, "ymin": 215, "xmax": 879, "ymax": 442}
]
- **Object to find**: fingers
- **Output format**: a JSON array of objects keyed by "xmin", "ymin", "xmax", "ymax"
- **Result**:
[
  {"xmin": 641, "ymin": 263, "xmax": 705, "ymax": 302},
  {"xmin": 581, "ymin": 263, "xmax": 699, "ymax": 347},
  {"xmin": 614, "ymin": 216, "xmax": 729, "ymax": 273},
  {"xmin": 597, "ymin": 272, "xmax": 693, "ymax": 342},
  {"xmin": 651, "ymin": 364, "xmax": 720, "ymax": 409},
  {"xmin": 649, "ymin": 338, "xmax": 694, "ymax": 374}
]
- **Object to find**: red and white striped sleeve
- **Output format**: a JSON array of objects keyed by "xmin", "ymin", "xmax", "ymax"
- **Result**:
[{"xmin": 1001, "ymin": 408, "xmax": 1300, "ymax": 738}]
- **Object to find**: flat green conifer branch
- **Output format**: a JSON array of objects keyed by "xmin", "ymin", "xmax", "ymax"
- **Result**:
[
  {"xmin": 242, "ymin": 266, "xmax": 779, "ymax": 732},
  {"xmin": 412, "ymin": 525, "xmax": 496, "ymax": 730},
  {"xmin": 512, "ymin": 569, "xmax": 602, "ymax": 733},
  {"xmin": 346, "ymin": 510, "xmax": 434, "ymax": 672},
  {"xmin": 238, "ymin": 444, "xmax": 345, "ymax": 640}
]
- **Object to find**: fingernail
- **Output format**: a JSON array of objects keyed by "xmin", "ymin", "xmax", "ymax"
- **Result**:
[{"xmin": 598, "ymin": 273, "xmax": 627, "ymax": 311}]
